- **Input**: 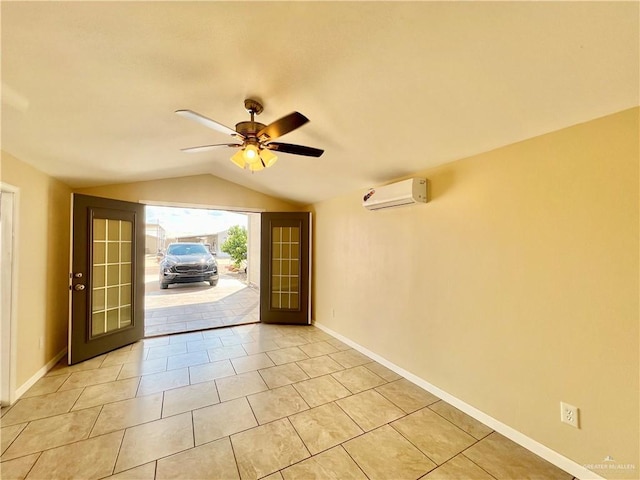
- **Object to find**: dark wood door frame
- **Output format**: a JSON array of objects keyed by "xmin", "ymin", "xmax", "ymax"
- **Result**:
[
  {"xmin": 260, "ymin": 212, "xmax": 311, "ymax": 325},
  {"xmin": 70, "ymin": 194, "xmax": 145, "ymax": 364}
]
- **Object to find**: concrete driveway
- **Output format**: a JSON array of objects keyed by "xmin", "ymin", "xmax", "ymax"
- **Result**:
[{"xmin": 144, "ymin": 256, "xmax": 259, "ymax": 337}]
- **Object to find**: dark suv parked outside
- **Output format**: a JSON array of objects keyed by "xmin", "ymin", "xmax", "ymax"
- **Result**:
[{"xmin": 159, "ymin": 242, "xmax": 219, "ymax": 289}]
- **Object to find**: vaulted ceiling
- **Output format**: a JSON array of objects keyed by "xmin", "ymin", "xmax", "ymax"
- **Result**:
[{"xmin": 2, "ymin": 2, "xmax": 638, "ymax": 205}]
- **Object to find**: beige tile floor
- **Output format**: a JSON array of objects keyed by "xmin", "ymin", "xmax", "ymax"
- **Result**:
[{"xmin": 0, "ymin": 324, "xmax": 577, "ymax": 480}]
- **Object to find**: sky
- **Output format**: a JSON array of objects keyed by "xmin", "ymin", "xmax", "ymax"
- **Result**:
[{"xmin": 145, "ymin": 205, "xmax": 248, "ymax": 237}]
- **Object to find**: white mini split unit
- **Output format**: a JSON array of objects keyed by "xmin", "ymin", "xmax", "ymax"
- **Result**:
[{"xmin": 362, "ymin": 178, "xmax": 428, "ymax": 211}]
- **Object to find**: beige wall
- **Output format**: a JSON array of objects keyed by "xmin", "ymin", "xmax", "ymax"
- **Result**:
[
  {"xmin": 312, "ymin": 108, "xmax": 639, "ymax": 478},
  {"xmin": 1, "ymin": 152, "xmax": 72, "ymax": 387},
  {"xmin": 74, "ymin": 174, "xmax": 300, "ymax": 212}
]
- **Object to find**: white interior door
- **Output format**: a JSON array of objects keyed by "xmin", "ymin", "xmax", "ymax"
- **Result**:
[{"xmin": 1, "ymin": 185, "xmax": 18, "ymax": 405}]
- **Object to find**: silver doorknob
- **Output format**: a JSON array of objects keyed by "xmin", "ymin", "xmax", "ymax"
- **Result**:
[{"xmin": 74, "ymin": 284, "xmax": 86, "ymax": 291}]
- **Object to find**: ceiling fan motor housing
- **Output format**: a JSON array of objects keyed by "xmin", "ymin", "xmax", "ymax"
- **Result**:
[{"xmin": 235, "ymin": 121, "xmax": 267, "ymax": 140}]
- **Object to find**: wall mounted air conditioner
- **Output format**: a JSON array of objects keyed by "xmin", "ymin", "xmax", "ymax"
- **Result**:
[{"xmin": 362, "ymin": 178, "xmax": 427, "ymax": 211}]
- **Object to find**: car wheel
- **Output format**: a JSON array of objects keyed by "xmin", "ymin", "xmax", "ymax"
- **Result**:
[
  {"xmin": 160, "ymin": 283, "xmax": 169, "ymax": 290},
  {"xmin": 209, "ymin": 280, "xmax": 217, "ymax": 287}
]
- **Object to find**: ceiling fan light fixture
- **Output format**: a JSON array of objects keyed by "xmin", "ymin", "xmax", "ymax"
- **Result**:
[
  {"xmin": 243, "ymin": 144, "xmax": 259, "ymax": 163},
  {"xmin": 231, "ymin": 150, "xmax": 246, "ymax": 169},
  {"xmin": 249, "ymin": 159, "xmax": 265, "ymax": 172},
  {"xmin": 259, "ymin": 148, "xmax": 278, "ymax": 167},
  {"xmin": 179, "ymin": 98, "xmax": 324, "ymax": 173}
]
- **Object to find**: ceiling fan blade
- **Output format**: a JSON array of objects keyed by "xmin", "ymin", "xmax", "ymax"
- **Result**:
[
  {"xmin": 257, "ymin": 112, "xmax": 309, "ymax": 140},
  {"xmin": 176, "ymin": 109, "xmax": 242, "ymax": 139},
  {"xmin": 181, "ymin": 143, "xmax": 242, "ymax": 153},
  {"xmin": 266, "ymin": 142, "xmax": 324, "ymax": 157}
]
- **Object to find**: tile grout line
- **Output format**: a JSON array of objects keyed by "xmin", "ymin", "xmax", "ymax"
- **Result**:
[
  {"xmin": 108, "ymin": 427, "xmax": 128, "ymax": 478},
  {"xmin": 339, "ymin": 443, "xmax": 373, "ymax": 480},
  {"xmin": 160, "ymin": 390, "xmax": 166, "ymax": 418},
  {"xmin": 227, "ymin": 428, "xmax": 243, "ymax": 480},
  {"xmin": 426, "ymin": 401, "xmax": 494, "ymax": 442},
  {"xmin": 0, "ymin": 421, "xmax": 28, "ymax": 458},
  {"xmin": 87, "ymin": 402, "xmax": 106, "ymax": 437},
  {"xmin": 387, "ymin": 417, "xmax": 445, "ymax": 470},
  {"xmin": 22, "ymin": 451, "xmax": 43, "ymax": 478},
  {"xmin": 458, "ymin": 451, "xmax": 501, "ymax": 480},
  {"xmin": 284, "ymin": 416, "xmax": 313, "ymax": 468},
  {"xmin": 189, "ymin": 410, "xmax": 196, "ymax": 451}
]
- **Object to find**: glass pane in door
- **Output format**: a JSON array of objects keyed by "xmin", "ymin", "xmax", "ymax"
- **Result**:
[
  {"xmin": 91, "ymin": 218, "xmax": 133, "ymax": 337},
  {"xmin": 271, "ymin": 226, "xmax": 300, "ymax": 310}
]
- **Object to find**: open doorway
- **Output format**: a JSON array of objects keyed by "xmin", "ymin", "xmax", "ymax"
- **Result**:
[{"xmin": 144, "ymin": 205, "xmax": 261, "ymax": 337}]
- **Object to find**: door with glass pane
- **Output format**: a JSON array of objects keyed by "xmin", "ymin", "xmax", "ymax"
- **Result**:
[
  {"xmin": 70, "ymin": 194, "xmax": 144, "ymax": 364},
  {"xmin": 260, "ymin": 212, "xmax": 310, "ymax": 324}
]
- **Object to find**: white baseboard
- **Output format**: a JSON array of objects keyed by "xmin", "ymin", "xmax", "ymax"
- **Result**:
[
  {"xmin": 15, "ymin": 348, "xmax": 67, "ymax": 400},
  {"xmin": 314, "ymin": 322, "xmax": 604, "ymax": 480}
]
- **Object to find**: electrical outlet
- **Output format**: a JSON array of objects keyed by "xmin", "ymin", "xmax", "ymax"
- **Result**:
[{"xmin": 560, "ymin": 401, "xmax": 579, "ymax": 428}]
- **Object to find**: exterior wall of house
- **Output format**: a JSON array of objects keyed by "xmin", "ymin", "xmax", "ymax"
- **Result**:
[
  {"xmin": 311, "ymin": 108, "xmax": 639, "ymax": 478},
  {"xmin": 215, "ymin": 230, "xmax": 231, "ymax": 258},
  {"xmin": 1, "ymin": 151, "xmax": 72, "ymax": 388},
  {"xmin": 145, "ymin": 235, "xmax": 159, "ymax": 254},
  {"xmin": 145, "ymin": 223, "xmax": 166, "ymax": 253}
]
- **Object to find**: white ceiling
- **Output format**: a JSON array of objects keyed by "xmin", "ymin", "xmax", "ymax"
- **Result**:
[{"xmin": 2, "ymin": 2, "xmax": 638, "ymax": 205}]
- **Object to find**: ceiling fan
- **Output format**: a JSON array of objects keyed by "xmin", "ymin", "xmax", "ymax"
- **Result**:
[{"xmin": 176, "ymin": 98, "xmax": 324, "ymax": 172}]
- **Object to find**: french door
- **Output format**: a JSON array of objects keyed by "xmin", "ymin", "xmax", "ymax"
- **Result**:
[
  {"xmin": 69, "ymin": 194, "xmax": 145, "ymax": 364},
  {"xmin": 260, "ymin": 212, "xmax": 311, "ymax": 325}
]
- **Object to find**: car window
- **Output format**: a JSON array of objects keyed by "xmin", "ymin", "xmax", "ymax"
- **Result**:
[{"xmin": 167, "ymin": 244, "xmax": 208, "ymax": 255}]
